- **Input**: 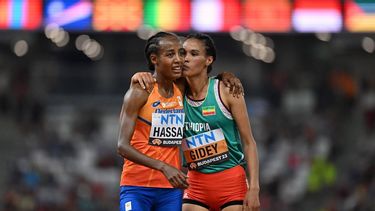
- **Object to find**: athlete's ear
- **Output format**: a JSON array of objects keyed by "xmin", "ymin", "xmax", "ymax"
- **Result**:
[
  {"xmin": 150, "ymin": 53, "xmax": 158, "ymax": 66},
  {"xmin": 206, "ymin": 56, "xmax": 213, "ymax": 67}
]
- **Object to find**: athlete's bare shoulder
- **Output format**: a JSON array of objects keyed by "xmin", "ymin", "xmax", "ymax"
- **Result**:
[
  {"xmin": 218, "ymin": 80, "xmax": 242, "ymax": 109},
  {"xmin": 123, "ymin": 83, "xmax": 150, "ymax": 107},
  {"xmin": 218, "ymin": 80, "xmax": 231, "ymax": 96}
]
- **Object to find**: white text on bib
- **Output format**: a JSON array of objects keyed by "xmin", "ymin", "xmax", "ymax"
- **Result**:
[{"xmin": 182, "ymin": 128, "xmax": 229, "ymax": 169}]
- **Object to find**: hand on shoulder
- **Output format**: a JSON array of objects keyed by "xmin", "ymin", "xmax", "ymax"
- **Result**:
[
  {"xmin": 219, "ymin": 80, "xmax": 245, "ymax": 109},
  {"xmin": 131, "ymin": 71, "xmax": 156, "ymax": 93},
  {"xmin": 124, "ymin": 82, "xmax": 151, "ymax": 107}
]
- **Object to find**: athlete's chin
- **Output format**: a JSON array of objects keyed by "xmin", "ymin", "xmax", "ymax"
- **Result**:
[
  {"xmin": 181, "ymin": 69, "xmax": 193, "ymax": 78},
  {"xmin": 171, "ymin": 71, "xmax": 182, "ymax": 79}
]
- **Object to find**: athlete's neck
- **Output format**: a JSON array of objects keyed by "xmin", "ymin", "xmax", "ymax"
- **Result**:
[
  {"xmin": 154, "ymin": 73, "xmax": 174, "ymax": 98},
  {"xmin": 186, "ymin": 74, "xmax": 209, "ymax": 100}
]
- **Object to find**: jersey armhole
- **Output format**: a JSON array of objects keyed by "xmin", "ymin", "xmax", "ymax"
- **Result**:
[{"xmin": 214, "ymin": 80, "xmax": 233, "ymax": 120}]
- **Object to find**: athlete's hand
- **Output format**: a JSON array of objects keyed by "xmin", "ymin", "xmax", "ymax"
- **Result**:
[
  {"xmin": 218, "ymin": 72, "xmax": 244, "ymax": 98},
  {"xmin": 160, "ymin": 163, "xmax": 189, "ymax": 189},
  {"xmin": 131, "ymin": 72, "xmax": 156, "ymax": 93},
  {"xmin": 243, "ymin": 188, "xmax": 260, "ymax": 211}
]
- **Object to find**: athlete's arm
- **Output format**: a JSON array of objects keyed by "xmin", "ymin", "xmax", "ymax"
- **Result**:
[
  {"xmin": 130, "ymin": 72, "xmax": 155, "ymax": 93},
  {"xmin": 130, "ymin": 71, "xmax": 187, "ymax": 94},
  {"xmin": 131, "ymin": 71, "xmax": 243, "ymax": 97},
  {"xmin": 216, "ymin": 72, "xmax": 244, "ymax": 98},
  {"xmin": 117, "ymin": 83, "xmax": 188, "ymax": 188},
  {"xmin": 220, "ymin": 81, "xmax": 260, "ymax": 211}
]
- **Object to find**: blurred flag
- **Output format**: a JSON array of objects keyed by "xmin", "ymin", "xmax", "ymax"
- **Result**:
[
  {"xmin": 243, "ymin": 0, "xmax": 291, "ymax": 32},
  {"xmin": 44, "ymin": 0, "xmax": 92, "ymax": 30},
  {"xmin": 292, "ymin": 0, "xmax": 342, "ymax": 32},
  {"xmin": 144, "ymin": 0, "xmax": 190, "ymax": 31},
  {"xmin": 93, "ymin": 0, "xmax": 142, "ymax": 31},
  {"xmin": 191, "ymin": 0, "xmax": 240, "ymax": 32},
  {"xmin": 345, "ymin": 0, "xmax": 375, "ymax": 32},
  {"xmin": 0, "ymin": 0, "xmax": 42, "ymax": 30}
]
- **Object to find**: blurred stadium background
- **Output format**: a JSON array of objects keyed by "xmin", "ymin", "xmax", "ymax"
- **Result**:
[{"xmin": 0, "ymin": 0, "xmax": 374, "ymax": 210}]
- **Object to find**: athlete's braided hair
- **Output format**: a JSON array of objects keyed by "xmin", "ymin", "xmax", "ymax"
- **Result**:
[
  {"xmin": 186, "ymin": 33, "xmax": 216, "ymax": 73},
  {"xmin": 145, "ymin": 31, "xmax": 179, "ymax": 71}
]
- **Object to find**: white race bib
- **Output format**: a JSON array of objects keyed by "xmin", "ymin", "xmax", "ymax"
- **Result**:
[{"xmin": 149, "ymin": 112, "xmax": 185, "ymax": 147}]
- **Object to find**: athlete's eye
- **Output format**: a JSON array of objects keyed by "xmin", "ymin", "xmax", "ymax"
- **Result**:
[
  {"xmin": 190, "ymin": 50, "xmax": 199, "ymax": 56},
  {"xmin": 166, "ymin": 53, "xmax": 174, "ymax": 58}
]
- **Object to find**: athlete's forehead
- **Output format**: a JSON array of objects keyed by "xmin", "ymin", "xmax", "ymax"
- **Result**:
[
  {"xmin": 183, "ymin": 38, "xmax": 204, "ymax": 51},
  {"xmin": 158, "ymin": 36, "xmax": 182, "ymax": 51}
]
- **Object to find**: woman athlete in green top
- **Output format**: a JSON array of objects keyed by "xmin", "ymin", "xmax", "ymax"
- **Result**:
[{"xmin": 180, "ymin": 33, "xmax": 259, "ymax": 211}]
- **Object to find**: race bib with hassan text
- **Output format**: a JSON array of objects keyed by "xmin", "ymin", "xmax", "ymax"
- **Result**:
[{"xmin": 149, "ymin": 112, "xmax": 185, "ymax": 147}]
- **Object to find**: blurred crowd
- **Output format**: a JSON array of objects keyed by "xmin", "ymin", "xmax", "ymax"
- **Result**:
[
  {"xmin": 252, "ymin": 67, "xmax": 375, "ymax": 211},
  {"xmin": 1, "ymin": 59, "xmax": 374, "ymax": 211},
  {"xmin": 1, "ymin": 65, "xmax": 120, "ymax": 211}
]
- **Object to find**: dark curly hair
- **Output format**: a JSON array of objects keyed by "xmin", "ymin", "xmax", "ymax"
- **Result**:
[{"xmin": 144, "ymin": 31, "xmax": 179, "ymax": 71}]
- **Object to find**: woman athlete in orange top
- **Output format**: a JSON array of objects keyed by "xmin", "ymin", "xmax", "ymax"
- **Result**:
[{"xmin": 117, "ymin": 32, "xmax": 188, "ymax": 211}]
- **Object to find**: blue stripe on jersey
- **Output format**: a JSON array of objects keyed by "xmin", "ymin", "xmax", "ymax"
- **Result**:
[{"xmin": 137, "ymin": 116, "xmax": 151, "ymax": 125}]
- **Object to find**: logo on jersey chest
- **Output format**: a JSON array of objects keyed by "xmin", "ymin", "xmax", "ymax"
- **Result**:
[
  {"xmin": 152, "ymin": 100, "xmax": 180, "ymax": 108},
  {"xmin": 202, "ymin": 106, "xmax": 216, "ymax": 116},
  {"xmin": 152, "ymin": 101, "xmax": 161, "ymax": 107}
]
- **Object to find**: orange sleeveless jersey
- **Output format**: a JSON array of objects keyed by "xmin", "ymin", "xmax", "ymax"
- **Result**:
[{"xmin": 120, "ymin": 83, "xmax": 184, "ymax": 188}]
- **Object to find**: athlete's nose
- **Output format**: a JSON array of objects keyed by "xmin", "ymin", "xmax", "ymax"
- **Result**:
[
  {"xmin": 183, "ymin": 54, "xmax": 189, "ymax": 63},
  {"xmin": 176, "ymin": 53, "xmax": 184, "ymax": 65}
]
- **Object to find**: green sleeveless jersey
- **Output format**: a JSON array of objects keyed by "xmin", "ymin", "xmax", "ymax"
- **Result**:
[{"xmin": 183, "ymin": 77, "xmax": 245, "ymax": 173}]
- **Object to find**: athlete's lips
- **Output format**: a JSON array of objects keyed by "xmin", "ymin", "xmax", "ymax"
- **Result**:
[
  {"xmin": 172, "ymin": 66, "xmax": 182, "ymax": 73},
  {"xmin": 182, "ymin": 65, "xmax": 189, "ymax": 71}
]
